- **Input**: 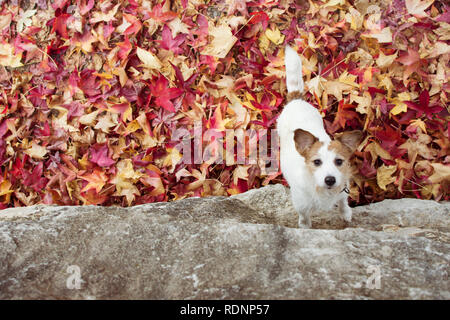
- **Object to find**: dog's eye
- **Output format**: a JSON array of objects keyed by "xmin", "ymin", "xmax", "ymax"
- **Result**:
[
  {"xmin": 335, "ymin": 158, "xmax": 343, "ymax": 166},
  {"xmin": 313, "ymin": 159, "xmax": 322, "ymax": 166}
]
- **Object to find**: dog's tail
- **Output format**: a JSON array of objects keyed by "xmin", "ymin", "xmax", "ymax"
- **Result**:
[{"xmin": 285, "ymin": 46, "xmax": 304, "ymax": 95}]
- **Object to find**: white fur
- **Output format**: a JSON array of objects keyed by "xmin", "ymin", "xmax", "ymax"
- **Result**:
[
  {"xmin": 278, "ymin": 46, "xmax": 352, "ymax": 228},
  {"xmin": 285, "ymin": 45, "xmax": 304, "ymax": 93}
]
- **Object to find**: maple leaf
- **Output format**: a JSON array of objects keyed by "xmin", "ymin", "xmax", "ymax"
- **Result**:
[
  {"xmin": 17, "ymin": 8, "xmax": 37, "ymax": 33},
  {"xmin": 90, "ymin": 3, "xmax": 120, "ymax": 24},
  {"xmin": 140, "ymin": 165, "xmax": 165, "ymax": 196},
  {"xmin": 80, "ymin": 168, "xmax": 109, "ymax": 193},
  {"xmin": 95, "ymin": 113, "xmax": 117, "ymax": 133},
  {"xmin": 428, "ymin": 163, "xmax": 450, "ymax": 184},
  {"xmin": 120, "ymin": 13, "xmax": 142, "ymax": 36},
  {"xmin": 79, "ymin": 70, "xmax": 101, "ymax": 97},
  {"xmin": 146, "ymin": 3, "xmax": 178, "ymax": 23},
  {"xmin": 333, "ymin": 101, "xmax": 359, "ymax": 129},
  {"xmin": 148, "ymin": 74, "xmax": 183, "ymax": 112},
  {"xmin": 249, "ymin": 11, "xmax": 269, "ymax": 30},
  {"xmin": 77, "ymin": 0, "xmax": 95, "ymax": 16},
  {"xmin": 110, "ymin": 159, "xmax": 142, "ymax": 205},
  {"xmin": 82, "ymin": 188, "xmax": 108, "ymax": 205},
  {"xmin": 396, "ymin": 48, "xmax": 424, "ymax": 83},
  {"xmin": 22, "ymin": 162, "xmax": 48, "ymax": 192},
  {"xmin": 0, "ymin": 43, "xmax": 23, "ymax": 68},
  {"xmin": 51, "ymin": 13, "xmax": 71, "ymax": 38},
  {"xmin": 404, "ymin": 90, "xmax": 444, "ymax": 119},
  {"xmin": 136, "ymin": 47, "xmax": 162, "ymax": 70},
  {"xmin": 89, "ymin": 144, "xmax": 115, "ymax": 167},
  {"xmin": 377, "ymin": 164, "xmax": 398, "ymax": 191},
  {"xmin": 24, "ymin": 141, "xmax": 47, "ymax": 159},
  {"xmin": 158, "ymin": 25, "xmax": 186, "ymax": 55},
  {"xmin": 203, "ymin": 23, "xmax": 237, "ymax": 59},
  {"xmin": 405, "ymin": 0, "xmax": 434, "ymax": 18}
]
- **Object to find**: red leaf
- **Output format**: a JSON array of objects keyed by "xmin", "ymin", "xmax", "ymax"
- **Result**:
[
  {"xmin": 51, "ymin": 14, "xmax": 71, "ymax": 38},
  {"xmin": 117, "ymin": 37, "xmax": 133, "ymax": 60},
  {"xmin": 77, "ymin": 0, "xmax": 94, "ymax": 15},
  {"xmin": 122, "ymin": 13, "xmax": 142, "ymax": 36},
  {"xmin": 158, "ymin": 25, "xmax": 186, "ymax": 54},
  {"xmin": 23, "ymin": 162, "xmax": 48, "ymax": 192},
  {"xmin": 89, "ymin": 144, "xmax": 115, "ymax": 167},
  {"xmin": 79, "ymin": 70, "xmax": 101, "ymax": 97},
  {"xmin": 249, "ymin": 11, "xmax": 269, "ymax": 30},
  {"xmin": 149, "ymin": 74, "xmax": 183, "ymax": 112},
  {"xmin": 147, "ymin": 3, "xmax": 178, "ymax": 23}
]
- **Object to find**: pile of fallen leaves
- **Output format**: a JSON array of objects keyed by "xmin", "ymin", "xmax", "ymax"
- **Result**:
[{"xmin": 0, "ymin": 0, "xmax": 448, "ymax": 208}]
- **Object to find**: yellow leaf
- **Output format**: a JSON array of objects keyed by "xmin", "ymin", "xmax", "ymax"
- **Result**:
[
  {"xmin": 350, "ymin": 93, "xmax": 372, "ymax": 115},
  {"xmin": 390, "ymin": 102, "xmax": 407, "ymax": 115},
  {"xmin": 233, "ymin": 165, "xmax": 250, "ymax": 185},
  {"xmin": 390, "ymin": 92, "xmax": 411, "ymax": 115},
  {"xmin": 136, "ymin": 47, "xmax": 162, "ymax": 70},
  {"xmin": 345, "ymin": 7, "xmax": 364, "ymax": 30},
  {"xmin": 364, "ymin": 142, "xmax": 392, "ymax": 165},
  {"xmin": 203, "ymin": 23, "xmax": 237, "ymax": 59},
  {"xmin": 265, "ymin": 27, "xmax": 284, "ymax": 45},
  {"xmin": 363, "ymin": 27, "xmax": 393, "ymax": 43},
  {"xmin": 113, "ymin": 67, "xmax": 129, "ymax": 87},
  {"xmin": 409, "ymin": 119, "xmax": 427, "ymax": 134},
  {"xmin": 322, "ymin": 0, "xmax": 345, "ymax": 7},
  {"xmin": 428, "ymin": 163, "xmax": 450, "ymax": 184},
  {"xmin": 0, "ymin": 43, "xmax": 23, "ymax": 68},
  {"xmin": 0, "ymin": 180, "xmax": 13, "ymax": 196},
  {"xmin": 376, "ymin": 52, "xmax": 398, "ymax": 68},
  {"xmin": 405, "ymin": 0, "xmax": 434, "ymax": 18},
  {"xmin": 258, "ymin": 33, "xmax": 270, "ymax": 52},
  {"xmin": 126, "ymin": 119, "xmax": 141, "ymax": 134},
  {"xmin": 163, "ymin": 147, "xmax": 182, "ymax": 173},
  {"xmin": 338, "ymin": 71, "xmax": 359, "ymax": 87},
  {"xmin": 25, "ymin": 141, "xmax": 47, "ymax": 159},
  {"xmin": 79, "ymin": 110, "xmax": 100, "ymax": 125},
  {"xmin": 110, "ymin": 159, "xmax": 142, "ymax": 205},
  {"xmin": 377, "ymin": 165, "xmax": 397, "ymax": 190}
]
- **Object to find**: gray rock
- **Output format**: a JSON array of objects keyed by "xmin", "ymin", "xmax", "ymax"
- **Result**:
[{"xmin": 0, "ymin": 185, "xmax": 449, "ymax": 299}]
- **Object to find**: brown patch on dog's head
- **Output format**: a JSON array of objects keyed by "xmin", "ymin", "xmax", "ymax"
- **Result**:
[
  {"xmin": 328, "ymin": 130, "xmax": 363, "ymax": 177},
  {"xmin": 294, "ymin": 129, "xmax": 324, "ymax": 175},
  {"xmin": 294, "ymin": 129, "xmax": 320, "ymax": 158}
]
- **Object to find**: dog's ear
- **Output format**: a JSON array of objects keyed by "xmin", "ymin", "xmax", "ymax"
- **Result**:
[
  {"xmin": 294, "ymin": 129, "xmax": 318, "ymax": 156},
  {"xmin": 335, "ymin": 130, "xmax": 362, "ymax": 152}
]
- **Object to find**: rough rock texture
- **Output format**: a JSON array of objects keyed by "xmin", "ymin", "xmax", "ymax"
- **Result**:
[{"xmin": 0, "ymin": 184, "xmax": 449, "ymax": 299}]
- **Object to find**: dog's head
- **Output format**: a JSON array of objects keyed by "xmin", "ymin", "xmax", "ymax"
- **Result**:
[{"xmin": 294, "ymin": 129, "xmax": 362, "ymax": 192}]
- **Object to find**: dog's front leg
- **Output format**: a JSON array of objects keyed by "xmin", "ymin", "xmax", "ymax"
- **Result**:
[
  {"xmin": 298, "ymin": 210, "xmax": 312, "ymax": 228},
  {"xmin": 338, "ymin": 197, "xmax": 352, "ymax": 223},
  {"xmin": 293, "ymin": 202, "xmax": 312, "ymax": 228},
  {"xmin": 291, "ymin": 191, "xmax": 313, "ymax": 228}
]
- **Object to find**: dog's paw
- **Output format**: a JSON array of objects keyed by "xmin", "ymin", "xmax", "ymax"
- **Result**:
[
  {"xmin": 298, "ymin": 215, "xmax": 312, "ymax": 229},
  {"xmin": 298, "ymin": 222, "xmax": 311, "ymax": 229},
  {"xmin": 342, "ymin": 208, "xmax": 352, "ymax": 223}
]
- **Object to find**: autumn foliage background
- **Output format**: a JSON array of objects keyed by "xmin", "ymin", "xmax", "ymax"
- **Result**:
[{"xmin": 0, "ymin": 0, "xmax": 448, "ymax": 209}]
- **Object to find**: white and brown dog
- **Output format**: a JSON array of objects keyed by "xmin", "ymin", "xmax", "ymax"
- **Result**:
[{"xmin": 277, "ymin": 46, "xmax": 362, "ymax": 228}]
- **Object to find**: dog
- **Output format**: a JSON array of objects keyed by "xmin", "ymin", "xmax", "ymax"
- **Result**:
[{"xmin": 277, "ymin": 46, "xmax": 362, "ymax": 228}]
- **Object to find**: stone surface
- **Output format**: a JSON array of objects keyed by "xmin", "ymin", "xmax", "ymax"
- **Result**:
[{"xmin": 0, "ymin": 184, "xmax": 449, "ymax": 299}]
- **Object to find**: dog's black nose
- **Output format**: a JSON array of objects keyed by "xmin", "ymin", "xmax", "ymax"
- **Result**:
[{"xmin": 325, "ymin": 176, "xmax": 336, "ymax": 186}]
